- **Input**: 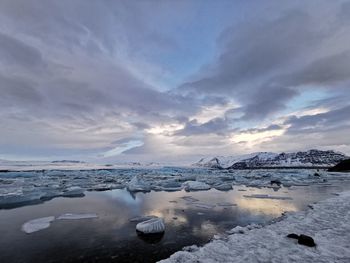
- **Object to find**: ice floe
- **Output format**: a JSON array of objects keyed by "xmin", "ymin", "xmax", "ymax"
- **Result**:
[
  {"xmin": 216, "ymin": 202, "xmax": 237, "ymax": 207},
  {"xmin": 181, "ymin": 196, "xmax": 199, "ymax": 203},
  {"xmin": 57, "ymin": 213, "xmax": 98, "ymax": 220},
  {"xmin": 127, "ymin": 175, "xmax": 151, "ymax": 192},
  {"xmin": 1, "ymin": 167, "xmax": 350, "ymax": 209},
  {"xmin": 182, "ymin": 181, "xmax": 211, "ymax": 191},
  {"xmin": 62, "ymin": 186, "xmax": 85, "ymax": 197},
  {"xmin": 21, "ymin": 216, "xmax": 55, "ymax": 234},
  {"xmin": 193, "ymin": 202, "xmax": 216, "ymax": 209},
  {"xmin": 243, "ymin": 194, "xmax": 293, "ymax": 200}
]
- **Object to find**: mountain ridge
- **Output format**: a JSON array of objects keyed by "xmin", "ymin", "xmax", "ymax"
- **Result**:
[{"xmin": 193, "ymin": 149, "xmax": 348, "ymax": 169}]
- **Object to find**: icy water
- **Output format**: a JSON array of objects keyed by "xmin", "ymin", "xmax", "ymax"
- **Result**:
[{"xmin": 1, "ymin": 180, "xmax": 350, "ymax": 263}]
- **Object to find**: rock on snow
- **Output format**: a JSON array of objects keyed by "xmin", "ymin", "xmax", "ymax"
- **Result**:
[
  {"xmin": 159, "ymin": 191, "xmax": 350, "ymax": 263},
  {"xmin": 21, "ymin": 216, "xmax": 55, "ymax": 234}
]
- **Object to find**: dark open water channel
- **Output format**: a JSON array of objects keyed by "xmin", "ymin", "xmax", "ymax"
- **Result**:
[{"xmin": 1, "ymin": 182, "xmax": 350, "ymax": 263}]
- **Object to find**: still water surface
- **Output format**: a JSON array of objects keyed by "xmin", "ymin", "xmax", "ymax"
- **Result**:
[{"xmin": 0, "ymin": 182, "xmax": 349, "ymax": 263}]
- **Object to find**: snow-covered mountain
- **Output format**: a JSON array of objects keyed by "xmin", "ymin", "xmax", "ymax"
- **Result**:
[{"xmin": 193, "ymin": 150, "xmax": 348, "ymax": 169}]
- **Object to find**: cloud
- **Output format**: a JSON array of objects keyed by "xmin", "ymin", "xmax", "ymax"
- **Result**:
[
  {"xmin": 285, "ymin": 105, "xmax": 350, "ymax": 132},
  {"xmin": 179, "ymin": 3, "xmax": 350, "ymax": 120},
  {"xmin": 0, "ymin": 0, "xmax": 350, "ymax": 160}
]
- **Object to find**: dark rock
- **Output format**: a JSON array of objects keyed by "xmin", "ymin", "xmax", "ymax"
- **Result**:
[
  {"xmin": 328, "ymin": 159, "xmax": 350, "ymax": 172},
  {"xmin": 287, "ymin": 233, "xmax": 299, "ymax": 239},
  {"xmin": 313, "ymin": 172, "xmax": 320, "ymax": 177},
  {"xmin": 298, "ymin": 234, "xmax": 316, "ymax": 247},
  {"xmin": 270, "ymin": 180, "xmax": 282, "ymax": 186}
]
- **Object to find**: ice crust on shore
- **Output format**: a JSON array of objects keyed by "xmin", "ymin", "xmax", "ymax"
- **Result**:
[{"xmin": 159, "ymin": 191, "xmax": 350, "ymax": 263}]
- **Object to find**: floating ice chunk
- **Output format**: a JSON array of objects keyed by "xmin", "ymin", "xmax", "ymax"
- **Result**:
[
  {"xmin": 181, "ymin": 196, "xmax": 199, "ymax": 203},
  {"xmin": 182, "ymin": 181, "xmax": 211, "ymax": 191},
  {"xmin": 129, "ymin": 215, "xmax": 158, "ymax": 222},
  {"xmin": 127, "ymin": 176, "xmax": 151, "ymax": 192},
  {"xmin": 0, "ymin": 191, "xmax": 44, "ymax": 208},
  {"xmin": 194, "ymin": 202, "xmax": 216, "ymax": 209},
  {"xmin": 243, "ymin": 194, "xmax": 293, "ymax": 200},
  {"xmin": 62, "ymin": 187, "xmax": 85, "ymax": 197},
  {"xmin": 57, "ymin": 213, "xmax": 98, "ymax": 220},
  {"xmin": 21, "ymin": 216, "xmax": 55, "ymax": 234},
  {"xmin": 136, "ymin": 217, "xmax": 165, "ymax": 234},
  {"xmin": 213, "ymin": 183, "xmax": 233, "ymax": 191},
  {"xmin": 217, "ymin": 202, "xmax": 237, "ymax": 207}
]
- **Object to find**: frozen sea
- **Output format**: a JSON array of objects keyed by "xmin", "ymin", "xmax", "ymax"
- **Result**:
[{"xmin": 0, "ymin": 167, "xmax": 350, "ymax": 262}]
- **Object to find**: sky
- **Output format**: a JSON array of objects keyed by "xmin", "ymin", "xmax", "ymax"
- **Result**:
[{"xmin": 0, "ymin": 0, "xmax": 350, "ymax": 163}]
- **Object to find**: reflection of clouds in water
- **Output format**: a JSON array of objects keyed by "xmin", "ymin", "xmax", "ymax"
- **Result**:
[
  {"xmin": 192, "ymin": 220, "xmax": 218, "ymax": 237},
  {"xmin": 232, "ymin": 188, "xmax": 297, "ymax": 216},
  {"xmin": 139, "ymin": 191, "xmax": 187, "ymax": 213},
  {"xmin": 103, "ymin": 189, "xmax": 142, "ymax": 206}
]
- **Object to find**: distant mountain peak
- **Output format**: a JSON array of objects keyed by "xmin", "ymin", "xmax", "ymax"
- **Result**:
[{"xmin": 193, "ymin": 149, "xmax": 348, "ymax": 169}]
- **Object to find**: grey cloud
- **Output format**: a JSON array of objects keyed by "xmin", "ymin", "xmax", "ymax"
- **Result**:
[
  {"xmin": 181, "ymin": 10, "xmax": 324, "ymax": 94},
  {"xmin": 285, "ymin": 105, "xmax": 350, "ymax": 133},
  {"xmin": 0, "ymin": 31, "xmax": 45, "ymax": 69},
  {"xmin": 0, "ymin": 74, "xmax": 42, "ymax": 106},
  {"xmin": 277, "ymin": 51, "xmax": 350, "ymax": 87},
  {"xmin": 176, "ymin": 117, "xmax": 232, "ymax": 136},
  {"xmin": 242, "ymin": 86, "xmax": 299, "ymax": 120},
  {"xmin": 243, "ymin": 124, "xmax": 283, "ymax": 134},
  {"xmin": 180, "ymin": 4, "xmax": 350, "ymax": 120}
]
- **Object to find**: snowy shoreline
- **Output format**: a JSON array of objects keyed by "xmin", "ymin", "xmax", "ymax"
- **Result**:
[{"xmin": 160, "ymin": 191, "xmax": 350, "ymax": 263}]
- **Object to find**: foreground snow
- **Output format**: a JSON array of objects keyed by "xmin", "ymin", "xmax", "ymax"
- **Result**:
[{"xmin": 160, "ymin": 191, "xmax": 350, "ymax": 263}]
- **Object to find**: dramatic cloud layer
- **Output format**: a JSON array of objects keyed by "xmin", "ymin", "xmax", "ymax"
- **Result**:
[{"xmin": 0, "ymin": 0, "xmax": 349, "ymax": 163}]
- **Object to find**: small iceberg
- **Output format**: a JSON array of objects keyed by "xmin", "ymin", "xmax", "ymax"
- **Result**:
[
  {"xmin": 21, "ymin": 216, "xmax": 55, "ymax": 234},
  {"xmin": 243, "ymin": 194, "xmax": 292, "ymax": 200},
  {"xmin": 217, "ymin": 202, "xmax": 237, "ymax": 207},
  {"xmin": 57, "ymin": 213, "xmax": 98, "ymax": 220},
  {"xmin": 62, "ymin": 187, "xmax": 85, "ymax": 197},
  {"xmin": 193, "ymin": 202, "xmax": 216, "ymax": 209},
  {"xmin": 214, "ymin": 183, "xmax": 233, "ymax": 191},
  {"xmin": 182, "ymin": 181, "xmax": 211, "ymax": 191},
  {"xmin": 181, "ymin": 196, "xmax": 199, "ymax": 203},
  {"xmin": 127, "ymin": 175, "xmax": 151, "ymax": 192},
  {"xmin": 136, "ymin": 217, "xmax": 165, "ymax": 234}
]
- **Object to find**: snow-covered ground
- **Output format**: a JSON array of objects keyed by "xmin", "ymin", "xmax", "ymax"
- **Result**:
[{"xmin": 160, "ymin": 191, "xmax": 350, "ymax": 263}]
